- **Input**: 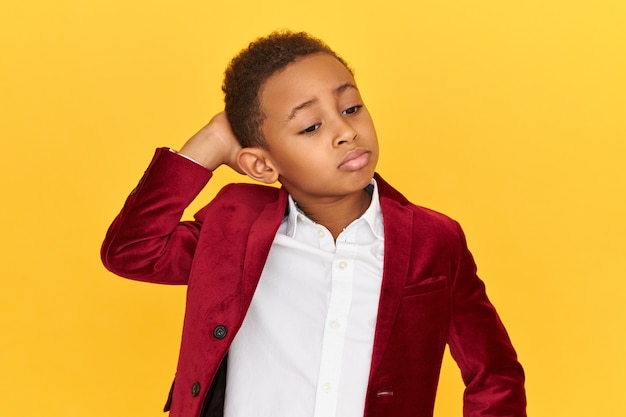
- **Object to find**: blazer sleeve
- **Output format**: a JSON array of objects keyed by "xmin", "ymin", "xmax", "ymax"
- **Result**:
[
  {"xmin": 447, "ymin": 222, "xmax": 527, "ymax": 416},
  {"xmin": 101, "ymin": 147, "xmax": 213, "ymax": 284}
]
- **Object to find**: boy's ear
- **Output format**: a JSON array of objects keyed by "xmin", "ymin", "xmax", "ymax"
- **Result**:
[{"xmin": 236, "ymin": 147, "xmax": 279, "ymax": 184}]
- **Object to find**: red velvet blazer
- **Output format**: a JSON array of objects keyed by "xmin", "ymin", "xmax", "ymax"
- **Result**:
[{"xmin": 102, "ymin": 148, "xmax": 526, "ymax": 417}]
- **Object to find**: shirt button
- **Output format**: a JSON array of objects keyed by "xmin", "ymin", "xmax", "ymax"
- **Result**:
[
  {"xmin": 318, "ymin": 229, "xmax": 325, "ymax": 238},
  {"xmin": 338, "ymin": 260, "xmax": 348, "ymax": 270},
  {"xmin": 322, "ymin": 383, "xmax": 332, "ymax": 393},
  {"xmin": 330, "ymin": 320, "xmax": 341, "ymax": 329},
  {"xmin": 191, "ymin": 381, "xmax": 201, "ymax": 397},
  {"xmin": 213, "ymin": 325, "xmax": 227, "ymax": 339}
]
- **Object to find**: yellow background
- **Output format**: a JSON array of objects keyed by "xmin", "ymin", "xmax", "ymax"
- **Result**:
[{"xmin": 1, "ymin": 0, "xmax": 625, "ymax": 415}]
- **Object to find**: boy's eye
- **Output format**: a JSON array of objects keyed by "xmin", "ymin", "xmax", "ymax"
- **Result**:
[
  {"xmin": 300, "ymin": 124, "xmax": 321, "ymax": 134},
  {"xmin": 342, "ymin": 105, "xmax": 362, "ymax": 115}
]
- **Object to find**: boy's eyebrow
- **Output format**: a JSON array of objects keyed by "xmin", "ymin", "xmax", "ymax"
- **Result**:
[
  {"xmin": 287, "ymin": 99, "xmax": 316, "ymax": 121},
  {"xmin": 335, "ymin": 82, "xmax": 358, "ymax": 95},
  {"xmin": 286, "ymin": 82, "xmax": 359, "ymax": 121}
]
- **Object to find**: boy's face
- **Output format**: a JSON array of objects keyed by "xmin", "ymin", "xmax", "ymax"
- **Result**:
[{"xmin": 259, "ymin": 53, "xmax": 379, "ymax": 204}]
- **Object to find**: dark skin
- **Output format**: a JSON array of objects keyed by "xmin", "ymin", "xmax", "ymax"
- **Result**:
[{"xmin": 179, "ymin": 53, "xmax": 379, "ymax": 240}]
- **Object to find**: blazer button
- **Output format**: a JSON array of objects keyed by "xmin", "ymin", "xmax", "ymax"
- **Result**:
[
  {"xmin": 213, "ymin": 325, "xmax": 227, "ymax": 339},
  {"xmin": 191, "ymin": 381, "xmax": 201, "ymax": 397}
]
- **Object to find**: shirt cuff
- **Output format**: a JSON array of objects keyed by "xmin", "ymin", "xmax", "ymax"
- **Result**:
[{"xmin": 168, "ymin": 148, "xmax": 205, "ymax": 167}]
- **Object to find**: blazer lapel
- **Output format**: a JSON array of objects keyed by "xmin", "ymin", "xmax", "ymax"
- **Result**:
[
  {"xmin": 369, "ymin": 187, "xmax": 414, "ymax": 377},
  {"xmin": 240, "ymin": 188, "xmax": 289, "ymax": 306}
]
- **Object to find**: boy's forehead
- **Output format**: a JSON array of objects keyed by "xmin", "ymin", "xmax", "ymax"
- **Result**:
[{"xmin": 259, "ymin": 53, "xmax": 357, "ymax": 114}]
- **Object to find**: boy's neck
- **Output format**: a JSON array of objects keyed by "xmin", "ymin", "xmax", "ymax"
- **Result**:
[{"xmin": 293, "ymin": 189, "xmax": 372, "ymax": 241}]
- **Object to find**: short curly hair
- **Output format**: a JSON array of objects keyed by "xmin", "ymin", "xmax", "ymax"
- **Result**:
[{"xmin": 222, "ymin": 31, "xmax": 352, "ymax": 148}]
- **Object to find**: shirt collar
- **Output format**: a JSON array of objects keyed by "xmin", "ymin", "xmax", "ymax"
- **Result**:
[{"xmin": 284, "ymin": 179, "xmax": 384, "ymax": 240}]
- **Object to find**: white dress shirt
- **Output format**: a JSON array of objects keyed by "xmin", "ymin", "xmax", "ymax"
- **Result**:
[{"xmin": 224, "ymin": 180, "xmax": 385, "ymax": 417}]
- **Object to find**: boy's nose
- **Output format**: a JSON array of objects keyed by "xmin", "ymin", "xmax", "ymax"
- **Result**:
[{"xmin": 333, "ymin": 118, "xmax": 358, "ymax": 147}]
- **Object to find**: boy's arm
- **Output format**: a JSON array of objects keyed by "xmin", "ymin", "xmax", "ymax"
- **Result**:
[
  {"xmin": 101, "ymin": 112, "xmax": 243, "ymax": 284},
  {"xmin": 448, "ymin": 223, "xmax": 527, "ymax": 416},
  {"xmin": 177, "ymin": 112, "xmax": 244, "ymax": 174}
]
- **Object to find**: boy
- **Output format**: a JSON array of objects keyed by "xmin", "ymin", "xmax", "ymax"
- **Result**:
[{"xmin": 102, "ymin": 31, "xmax": 526, "ymax": 417}]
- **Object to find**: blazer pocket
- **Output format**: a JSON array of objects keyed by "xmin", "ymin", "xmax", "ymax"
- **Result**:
[{"xmin": 402, "ymin": 275, "xmax": 448, "ymax": 297}]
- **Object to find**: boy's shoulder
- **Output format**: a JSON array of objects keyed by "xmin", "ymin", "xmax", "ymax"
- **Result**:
[
  {"xmin": 196, "ymin": 181, "xmax": 287, "ymax": 217},
  {"xmin": 375, "ymin": 173, "xmax": 463, "ymax": 239}
]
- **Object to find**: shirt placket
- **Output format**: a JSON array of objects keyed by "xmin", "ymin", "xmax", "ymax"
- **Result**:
[{"xmin": 312, "ymin": 233, "xmax": 358, "ymax": 417}]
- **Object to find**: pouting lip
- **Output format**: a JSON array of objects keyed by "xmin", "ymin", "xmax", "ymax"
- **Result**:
[{"xmin": 338, "ymin": 148, "xmax": 370, "ymax": 168}]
